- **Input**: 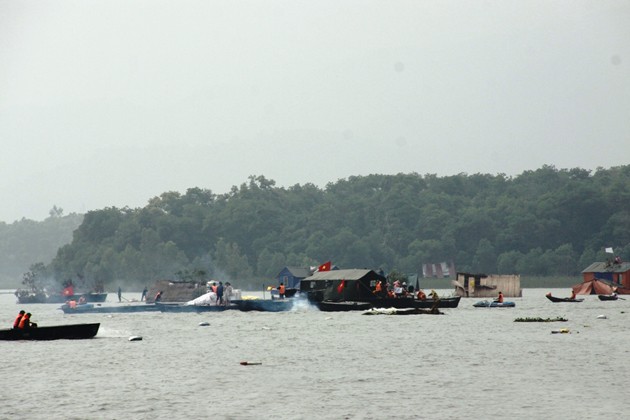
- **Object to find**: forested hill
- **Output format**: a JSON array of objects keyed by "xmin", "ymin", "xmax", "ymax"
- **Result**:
[
  {"xmin": 0, "ymin": 210, "xmax": 83, "ymax": 287},
  {"xmin": 34, "ymin": 165, "xmax": 630, "ymax": 290}
]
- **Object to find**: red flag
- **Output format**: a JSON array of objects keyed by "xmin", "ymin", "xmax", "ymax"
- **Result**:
[
  {"xmin": 337, "ymin": 280, "xmax": 345, "ymax": 294},
  {"xmin": 318, "ymin": 261, "xmax": 331, "ymax": 271}
]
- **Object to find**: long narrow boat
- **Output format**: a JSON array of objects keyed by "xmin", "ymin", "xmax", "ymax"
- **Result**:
[
  {"xmin": 317, "ymin": 301, "xmax": 372, "ymax": 312},
  {"xmin": 0, "ymin": 323, "xmax": 100, "ymax": 341},
  {"xmin": 155, "ymin": 302, "xmax": 238, "ymax": 313},
  {"xmin": 598, "ymin": 294, "xmax": 620, "ymax": 301},
  {"xmin": 233, "ymin": 299, "xmax": 294, "ymax": 312},
  {"xmin": 370, "ymin": 296, "xmax": 461, "ymax": 309},
  {"xmin": 16, "ymin": 292, "xmax": 108, "ymax": 304},
  {"xmin": 60, "ymin": 303, "xmax": 159, "ymax": 314},
  {"xmin": 546, "ymin": 294, "xmax": 584, "ymax": 303}
]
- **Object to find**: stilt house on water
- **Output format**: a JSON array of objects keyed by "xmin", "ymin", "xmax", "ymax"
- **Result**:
[
  {"xmin": 301, "ymin": 269, "xmax": 386, "ymax": 302},
  {"xmin": 576, "ymin": 260, "xmax": 630, "ymax": 294},
  {"xmin": 452, "ymin": 272, "xmax": 522, "ymax": 298}
]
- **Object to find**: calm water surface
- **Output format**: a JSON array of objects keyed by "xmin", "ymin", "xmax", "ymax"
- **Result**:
[{"xmin": 1, "ymin": 288, "xmax": 629, "ymax": 420}]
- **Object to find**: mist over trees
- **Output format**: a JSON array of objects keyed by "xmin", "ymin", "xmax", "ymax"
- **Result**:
[
  {"xmin": 9, "ymin": 165, "xmax": 630, "ymax": 290},
  {"xmin": 0, "ymin": 208, "xmax": 83, "ymax": 287}
]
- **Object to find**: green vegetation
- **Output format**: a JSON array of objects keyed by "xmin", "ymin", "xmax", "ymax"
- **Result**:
[
  {"xmin": 4, "ymin": 165, "xmax": 630, "ymax": 291},
  {"xmin": 514, "ymin": 317, "xmax": 568, "ymax": 322},
  {"xmin": 0, "ymin": 209, "xmax": 83, "ymax": 288}
]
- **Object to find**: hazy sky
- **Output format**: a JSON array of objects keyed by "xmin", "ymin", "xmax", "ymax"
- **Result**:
[{"xmin": 1, "ymin": 1, "xmax": 629, "ymax": 223}]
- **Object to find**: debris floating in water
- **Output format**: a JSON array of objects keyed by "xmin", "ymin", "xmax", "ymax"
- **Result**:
[
  {"xmin": 596, "ymin": 315, "xmax": 607, "ymax": 319},
  {"xmin": 199, "ymin": 321, "xmax": 210, "ymax": 326},
  {"xmin": 240, "ymin": 361, "xmax": 262, "ymax": 366},
  {"xmin": 551, "ymin": 328, "xmax": 571, "ymax": 334},
  {"xmin": 129, "ymin": 336, "xmax": 143, "ymax": 341}
]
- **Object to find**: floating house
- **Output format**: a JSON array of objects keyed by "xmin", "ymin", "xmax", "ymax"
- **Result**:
[
  {"xmin": 275, "ymin": 266, "xmax": 314, "ymax": 290},
  {"xmin": 452, "ymin": 272, "xmax": 522, "ymax": 298},
  {"xmin": 577, "ymin": 261, "xmax": 630, "ymax": 294},
  {"xmin": 301, "ymin": 269, "xmax": 386, "ymax": 302}
]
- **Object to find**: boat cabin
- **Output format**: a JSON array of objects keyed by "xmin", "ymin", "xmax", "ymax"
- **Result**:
[{"xmin": 301, "ymin": 269, "xmax": 386, "ymax": 302}]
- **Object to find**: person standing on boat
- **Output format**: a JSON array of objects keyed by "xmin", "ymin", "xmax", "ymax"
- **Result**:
[
  {"xmin": 216, "ymin": 281, "xmax": 224, "ymax": 305},
  {"xmin": 141, "ymin": 286, "xmax": 148, "ymax": 301},
  {"xmin": 117, "ymin": 287, "xmax": 122, "ymax": 302},
  {"xmin": 570, "ymin": 289, "xmax": 577, "ymax": 300},
  {"xmin": 13, "ymin": 310, "xmax": 25, "ymax": 329},
  {"xmin": 224, "ymin": 282, "xmax": 233, "ymax": 306},
  {"xmin": 278, "ymin": 283, "xmax": 286, "ymax": 299}
]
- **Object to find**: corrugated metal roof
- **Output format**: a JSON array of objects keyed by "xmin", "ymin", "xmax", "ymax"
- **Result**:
[
  {"xmin": 284, "ymin": 266, "xmax": 312, "ymax": 278},
  {"xmin": 304, "ymin": 269, "xmax": 378, "ymax": 281},
  {"xmin": 581, "ymin": 262, "xmax": 630, "ymax": 273}
]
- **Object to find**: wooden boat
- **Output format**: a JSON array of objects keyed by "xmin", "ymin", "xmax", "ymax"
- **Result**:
[
  {"xmin": 233, "ymin": 299, "xmax": 294, "ymax": 312},
  {"xmin": 473, "ymin": 300, "xmax": 516, "ymax": 308},
  {"xmin": 372, "ymin": 296, "xmax": 461, "ymax": 309},
  {"xmin": 60, "ymin": 303, "xmax": 159, "ymax": 314},
  {"xmin": 545, "ymin": 294, "xmax": 584, "ymax": 303},
  {"xmin": 16, "ymin": 291, "xmax": 108, "ymax": 304},
  {"xmin": 309, "ymin": 296, "xmax": 460, "ymax": 311},
  {"xmin": 317, "ymin": 301, "xmax": 372, "ymax": 312},
  {"xmin": 363, "ymin": 307, "xmax": 444, "ymax": 315},
  {"xmin": 0, "ymin": 323, "xmax": 100, "ymax": 341},
  {"xmin": 155, "ymin": 302, "xmax": 238, "ymax": 313},
  {"xmin": 598, "ymin": 294, "xmax": 620, "ymax": 301}
]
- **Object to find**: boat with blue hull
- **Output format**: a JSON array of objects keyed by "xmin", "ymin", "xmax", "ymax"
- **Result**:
[
  {"xmin": 60, "ymin": 303, "xmax": 159, "ymax": 314},
  {"xmin": 473, "ymin": 300, "xmax": 516, "ymax": 308},
  {"xmin": 16, "ymin": 291, "xmax": 108, "ymax": 304},
  {"xmin": 155, "ymin": 303, "xmax": 238, "ymax": 313}
]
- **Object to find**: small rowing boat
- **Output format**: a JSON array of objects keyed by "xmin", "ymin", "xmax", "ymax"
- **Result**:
[{"xmin": 0, "ymin": 323, "xmax": 100, "ymax": 341}]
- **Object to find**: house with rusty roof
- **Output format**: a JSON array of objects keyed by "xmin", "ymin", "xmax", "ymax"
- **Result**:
[{"xmin": 578, "ymin": 260, "xmax": 630, "ymax": 294}]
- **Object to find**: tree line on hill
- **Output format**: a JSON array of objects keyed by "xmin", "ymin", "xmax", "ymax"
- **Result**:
[
  {"xmin": 0, "ymin": 207, "xmax": 83, "ymax": 288},
  {"xmin": 12, "ymin": 165, "xmax": 630, "ymax": 292}
]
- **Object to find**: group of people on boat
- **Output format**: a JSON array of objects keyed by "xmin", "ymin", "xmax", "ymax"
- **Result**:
[
  {"xmin": 12, "ymin": 310, "xmax": 37, "ymax": 329},
  {"xmin": 208, "ymin": 281, "xmax": 235, "ymax": 305},
  {"xmin": 373, "ymin": 280, "xmax": 439, "ymax": 301},
  {"xmin": 65, "ymin": 294, "xmax": 88, "ymax": 309}
]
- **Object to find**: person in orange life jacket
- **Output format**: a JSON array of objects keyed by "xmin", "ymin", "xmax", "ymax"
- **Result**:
[
  {"xmin": 278, "ymin": 283, "xmax": 286, "ymax": 299},
  {"xmin": 211, "ymin": 282, "xmax": 218, "ymax": 293},
  {"xmin": 374, "ymin": 281, "xmax": 382, "ymax": 295},
  {"xmin": 417, "ymin": 290, "xmax": 427, "ymax": 300},
  {"xmin": 13, "ymin": 310, "xmax": 25, "ymax": 329},
  {"xmin": 18, "ymin": 312, "xmax": 36, "ymax": 329},
  {"xmin": 495, "ymin": 291, "xmax": 504, "ymax": 303}
]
